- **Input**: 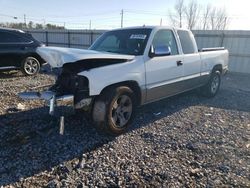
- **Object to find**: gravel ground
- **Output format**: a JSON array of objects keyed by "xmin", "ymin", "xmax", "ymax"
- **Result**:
[{"xmin": 0, "ymin": 71, "xmax": 249, "ymax": 187}]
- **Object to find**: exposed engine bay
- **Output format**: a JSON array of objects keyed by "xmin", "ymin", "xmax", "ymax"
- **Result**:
[
  {"xmin": 19, "ymin": 46, "xmax": 135, "ymax": 115},
  {"xmin": 49, "ymin": 58, "xmax": 129, "ymax": 107}
]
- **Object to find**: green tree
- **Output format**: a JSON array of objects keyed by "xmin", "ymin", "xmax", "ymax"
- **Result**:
[
  {"xmin": 35, "ymin": 23, "xmax": 43, "ymax": 29},
  {"xmin": 28, "ymin": 21, "xmax": 34, "ymax": 29}
]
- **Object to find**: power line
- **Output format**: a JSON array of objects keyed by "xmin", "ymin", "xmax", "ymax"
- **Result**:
[
  {"xmin": 1, "ymin": 9, "xmax": 248, "ymax": 30},
  {"xmin": 124, "ymin": 9, "xmax": 168, "ymax": 16},
  {"xmin": 0, "ymin": 13, "xmax": 18, "ymax": 19},
  {"xmin": 25, "ymin": 15, "xmax": 120, "ymax": 26},
  {"xmin": 43, "ymin": 10, "xmax": 121, "ymax": 19}
]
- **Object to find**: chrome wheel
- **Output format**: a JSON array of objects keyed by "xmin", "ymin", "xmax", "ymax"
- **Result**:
[
  {"xmin": 211, "ymin": 74, "xmax": 220, "ymax": 94},
  {"xmin": 111, "ymin": 95, "xmax": 133, "ymax": 128},
  {"xmin": 23, "ymin": 57, "xmax": 40, "ymax": 75}
]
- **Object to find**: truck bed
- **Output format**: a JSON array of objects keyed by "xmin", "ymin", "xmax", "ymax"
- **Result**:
[{"xmin": 199, "ymin": 49, "xmax": 229, "ymax": 74}]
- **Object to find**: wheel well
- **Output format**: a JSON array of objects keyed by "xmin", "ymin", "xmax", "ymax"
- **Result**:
[
  {"xmin": 100, "ymin": 81, "xmax": 142, "ymax": 106},
  {"xmin": 212, "ymin": 64, "xmax": 222, "ymax": 73},
  {"xmin": 23, "ymin": 53, "xmax": 45, "ymax": 65}
]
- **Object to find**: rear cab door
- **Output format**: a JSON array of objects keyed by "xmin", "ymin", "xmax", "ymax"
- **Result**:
[
  {"xmin": 144, "ymin": 28, "xmax": 184, "ymax": 102},
  {"xmin": 177, "ymin": 29, "xmax": 203, "ymax": 90}
]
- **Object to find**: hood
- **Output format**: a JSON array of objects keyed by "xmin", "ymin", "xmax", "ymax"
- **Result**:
[{"xmin": 36, "ymin": 47, "xmax": 135, "ymax": 68}]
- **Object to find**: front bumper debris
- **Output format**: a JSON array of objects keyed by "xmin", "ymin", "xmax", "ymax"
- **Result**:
[
  {"xmin": 222, "ymin": 65, "xmax": 229, "ymax": 75},
  {"xmin": 19, "ymin": 91, "xmax": 74, "ymax": 115}
]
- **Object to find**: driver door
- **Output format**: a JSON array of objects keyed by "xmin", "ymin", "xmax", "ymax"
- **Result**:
[{"xmin": 145, "ymin": 29, "xmax": 184, "ymax": 102}]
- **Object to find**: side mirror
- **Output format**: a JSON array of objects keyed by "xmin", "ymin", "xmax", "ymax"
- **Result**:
[{"xmin": 149, "ymin": 45, "xmax": 171, "ymax": 58}]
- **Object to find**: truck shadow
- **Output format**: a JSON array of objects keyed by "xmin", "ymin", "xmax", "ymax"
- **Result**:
[
  {"xmin": 0, "ymin": 83, "xmax": 249, "ymax": 186},
  {"xmin": 0, "ymin": 107, "xmax": 113, "ymax": 186}
]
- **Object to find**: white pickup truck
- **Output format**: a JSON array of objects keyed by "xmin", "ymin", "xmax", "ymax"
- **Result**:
[{"xmin": 19, "ymin": 26, "xmax": 228, "ymax": 134}]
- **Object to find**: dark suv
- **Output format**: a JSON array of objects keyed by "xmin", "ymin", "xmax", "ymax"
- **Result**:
[{"xmin": 0, "ymin": 28, "xmax": 45, "ymax": 75}]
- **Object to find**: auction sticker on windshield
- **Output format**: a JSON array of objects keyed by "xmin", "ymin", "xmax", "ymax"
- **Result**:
[{"xmin": 130, "ymin": 34, "xmax": 147, "ymax": 40}]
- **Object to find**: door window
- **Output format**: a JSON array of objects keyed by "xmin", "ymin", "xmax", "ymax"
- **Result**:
[
  {"xmin": 0, "ymin": 31, "xmax": 31, "ymax": 43},
  {"xmin": 152, "ymin": 30, "xmax": 179, "ymax": 55}
]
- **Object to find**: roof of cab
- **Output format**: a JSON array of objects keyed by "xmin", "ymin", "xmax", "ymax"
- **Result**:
[{"xmin": 106, "ymin": 25, "xmax": 189, "ymax": 32}]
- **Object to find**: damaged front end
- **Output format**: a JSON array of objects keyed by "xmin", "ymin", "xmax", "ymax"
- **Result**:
[
  {"xmin": 19, "ymin": 64, "xmax": 93, "ymax": 116},
  {"xmin": 18, "ymin": 46, "xmax": 134, "ymax": 116}
]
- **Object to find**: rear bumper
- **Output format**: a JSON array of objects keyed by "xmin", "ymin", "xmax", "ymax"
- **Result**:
[{"xmin": 19, "ymin": 91, "xmax": 92, "ymax": 115}]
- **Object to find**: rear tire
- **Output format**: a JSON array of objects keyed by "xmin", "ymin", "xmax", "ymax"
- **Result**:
[
  {"xmin": 21, "ymin": 57, "xmax": 40, "ymax": 76},
  {"xmin": 92, "ymin": 86, "xmax": 136, "ymax": 135},
  {"xmin": 201, "ymin": 70, "xmax": 221, "ymax": 98}
]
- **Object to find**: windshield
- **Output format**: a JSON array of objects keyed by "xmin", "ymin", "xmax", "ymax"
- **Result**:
[{"xmin": 89, "ymin": 28, "xmax": 152, "ymax": 56}]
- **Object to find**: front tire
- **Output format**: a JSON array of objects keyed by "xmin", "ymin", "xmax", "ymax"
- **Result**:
[
  {"xmin": 21, "ymin": 57, "xmax": 41, "ymax": 76},
  {"xmin": 92, "ymin": 86, "xmax": 136, "ymax": 135},
  {"xmin": 201, "ymin": 70, "xmax": 221, "ymax": 97}
]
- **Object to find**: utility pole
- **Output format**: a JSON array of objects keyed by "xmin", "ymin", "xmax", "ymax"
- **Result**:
[
  {"xmin": 24, "ymin": 14, "xmax": 27, "ymax": 28},
  {"xmin": 180, "ymin": 12, "xmax": 182, "ymax": 28},
  {"xmin": 121, "ymin": 9, "xmax": 124, "ymax": 28},
  {"xmin": 89, "ymin": 20, "xmax": 92, "ymax": 30},
  {"xmin": 43, "ymin": 19, "xmax": 46, "ymax": 29}
]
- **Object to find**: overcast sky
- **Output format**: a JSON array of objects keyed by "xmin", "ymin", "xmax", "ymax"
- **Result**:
[{"xmin": 0, "ymin": 0, "xmax": 249, "ymax": 30}]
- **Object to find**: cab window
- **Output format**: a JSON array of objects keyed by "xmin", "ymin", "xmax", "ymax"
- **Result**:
[
  {"xmin": 177, "ymin": 30, "xmax": 196, "ymax": 54},
  {"xmin": 152, "ymin": 30, "xmax": 179, "ymax": 55}
]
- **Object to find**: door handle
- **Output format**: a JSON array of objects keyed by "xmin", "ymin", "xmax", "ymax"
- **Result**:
[{"xmin": 177, "ymin": 60, "xmax": 183, "ymax": 66}]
